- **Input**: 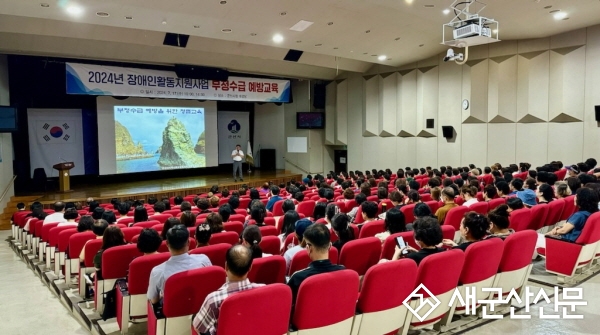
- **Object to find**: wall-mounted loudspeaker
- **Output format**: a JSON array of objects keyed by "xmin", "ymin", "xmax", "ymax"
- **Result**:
[
  {"xmin": 163, "ymin": 33, "xmax": 189, "ymax": 48},
  {"xmin": 442, "ymin": 126, "xmax": 454, "ymax": 138},
  {"xmin": 426, "ymin": 119, "xmax": 434, "ymax": 129},
  {"xmin": 174, "ymin": 65, "xmax": 229, "ymax": 81},
  {"xmin": 313, "ymin": 84, "xmax": 326, "ymax": 109},
  {"xmin": 284, "ymin": 49, "xmax": 304, "ymax": 62},
  {"xmin": 595, "ymin": 105, "xmax": 600, "ymax": 121}
]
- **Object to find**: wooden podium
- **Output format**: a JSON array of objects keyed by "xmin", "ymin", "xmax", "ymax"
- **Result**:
[{"xmin": 52, "ymin": 162, "xmax": 75, "ymax": 192}]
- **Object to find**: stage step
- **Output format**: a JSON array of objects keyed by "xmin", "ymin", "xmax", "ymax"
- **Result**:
[{"xmin": 0, "ymin": 195, "xmax": 42, "ymax": 230}]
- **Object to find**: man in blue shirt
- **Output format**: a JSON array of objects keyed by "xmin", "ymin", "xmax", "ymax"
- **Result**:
[{"xmin": 265, "ymin": 186, "xmax": 283, "ymax": 212}]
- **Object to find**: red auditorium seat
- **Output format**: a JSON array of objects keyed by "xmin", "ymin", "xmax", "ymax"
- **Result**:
[
  {"xmin": 39, "ymin": 222, "xmax": 59, "ymax": 262},
  {"xmin": 46, "ymin": 224, "xmax": 72, "ymax": 268},
  {"xmin": 352, "ymin": 260, "xmax": 418, "ymax": 335},
  {"xmin": 400, "ymin": 204, "xmax": 416, "ymax": 224},
  {"xmin": 78, "ymin": 239, "xmax": 103, "ymax": 297},
  {"xmin": 425, "ymin": 201, "xmax": 440, "ymax": 215},
  {"xmin": 366, "ymin": 195, "xmax": 378, "ymax": 202},
  {"xmin": 529, "ymin": 203, "xmax": 549, "ymax": 231},
  {"xmin": 148, "ymin": 214, "xmax": 173, "ymax": 224},
  {"xmin": 65, "ymin": 231, "xmax": 95, "ymax": 281},
  {"xmin": 344, "ymin": 200, "xmax": 357, "ymax": 213},
  {"xmin": 215, "ymin": 284, "xmax": 292, "ymax": 335},
  {"xmin": 403, "ymin": 249, "xmax": 465, "ymax": 333},
  {"xmin": 239, "ymin": 198, "xmax": 251, "ymax": 209},
  {"xmin": 96, "ymin": 244, "xmax": 143, "ymax": 314},
  {"xmin": 54, "ymin": 228, "xmax": 78, "ymax": 276},
  {"xmin": 443, "ymin": 206, "xmax": 470, "ymax": 231},
  {"xmin": 420, "ymin": 194, "xmax": 432, "ymax": 202},
  {"xmin": 544, "ymin": 198, "xmax": 565, "ymax": 228},
  {"xmin": 209, "ymin": 232, "xmax": 239, "ymax": 246},
  {"xmin": 147, "ymin": 266, "xmax": 225, "ymax": 335},
  {"xmin": 334, "ymin": 201, "xmax": 347, "ymax": 214},
  {"xmin": 555, "ymin": 168, "xmax": 567, "ymax": 181},
  {"xmin": 271, "ymin": 200, "xmax": 285, "ymax": 216},
  {"xmin": 469, "ymin": 201, "xmax": 489, "ymax": 215},
  {"xmin": 339, "ymin": 237, "xmax": 381, "ymax": 276},
  {"xmin": 121, "ymin": 227, "xmax": 144, "ymax": 242},
  {"xmin": 162, "ymin": 209, "xmax": 181, "ymax": 217},
  {"xmin": 223, "ymin": 221, "xmax": 243, "ymax": 235},
  {"xmin": 289, "ymin": 270, "xmax": 359, "ymax": 335},
  {"xmin": 288, "ymin": 248, "xmax": 338, "ymax": 276},
  {"xmin": 117, "ymin": 252, "xmax": 170, "ymax": 334},
  {"xmin": 132, "ymin": 220, "xmax": 161, "ymax": 228},
  {"xmin": 190, "ymin": 243, "xmax": 230, "ymax": 268},
  {"xmin": 487, "ymin": 198, "xmax": 506, "ymax": 212},
  {"xmin": 508, "ymin": 208, "xmax": 532, "ymax": 232},
  {"xmin": 282, "ymin": 234, "xmax": 298, "ymax": 254},
  {"xmin": 228, "ymin": 214, "xmax": 245, "ymax": 223},
  {"xmin": 358, "ymin": 220, "xmax": 385, "ymax": 239},
  {"xmin": 540, "ymin": 213, "xmax": 600, "ymax": 283},
  {"xmin": 234, "ymin": 209, "xmax": 246, "ymax": 216},
  {"xmin": 259, "ymin": 235, "xmax": 281, "ymax": 256},
  {"xmin": 380, "ymin": 232, "xmax": 419, "ymax": 261},
  {"xmin": 297, "ymin": 200, "xmax": 316, "ymax": 218},
  {"xmin": 118, "ymin": 217, "xmax": 134, "ymax": 226},
  {"xmin": 353, "ymin": 206, "xmax": 365, "ymax": 224},
  {"xmin": 377, "ymin": 200, "xmax": 393, "ymax": 215},
  {"xmin": 559, "ymin": 195, "xmax": 577, "ymax": 222},
  {"xmin": 247, "ymin": 255, "xmax": 286, "ymax": 284},
  {"xmin": 492, "ymin": 230, "xmax": 537, "ymax": 298},
  {"xmin": 258, "ymin": 225, "xmax": 278, "ymax": 237}
]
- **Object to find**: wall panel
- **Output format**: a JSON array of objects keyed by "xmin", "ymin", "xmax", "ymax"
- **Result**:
[
  {"xmin": 325, "ymin": 81, "xmax": 336, "ymax": 145},
  {"xmin": 416, "ymin": 66, "xmax": 438, "ymax": 137},
  {"xmin": 487, "ymin": 124, "xmax": 516, "ymax": 166},
  {"xmin": 336, "ymin": 80, "xmax": 348, "ymax": 145},
  {"xmin": 363, "ymin": 76, "xmax": 379, "ymax": 136},
  {"xmin": 488, "ymin": 55, "xmax": 517, "ymax": 123},
  {"xmin": 516, "ymin": 123, "xmax": 549, "ymax": 167},
  {"xmin": 398, "ymin": 70, "xmax": 417, "ymax": 137},
  {"xmin": 379, "ymin": 73, "xmax": 397, "ymax": 137},
  {"xmin": 461, "ymin": 124, "xmax": 487, "ymax": 167},
  {"xmin": 517, "ymin": 51, "xmax": 549, "ymax": 123},
  {"xmin": 549, "ymin": 46, "xmax": 585, "ymax": 122}
]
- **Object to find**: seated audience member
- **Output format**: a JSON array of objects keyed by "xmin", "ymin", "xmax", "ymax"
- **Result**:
[
  {"xmin": 209, "ymin": 196, "xmax": 219, "ymax": 208},
  {"xmin": 389, "ymin": 190, "xmax": 404, "ymax": 209},
  {"xmin": 404, "ymin": 190, "xmax": 421, "ymax": 205},
  {"xmin": 483, "ymin": 184, "xmax": 497, "ymax": 201},
  {"xmin": 227, "ymin": 196, "xmax": 240, "ymax": 211},
  {"xmin": 537, "ymin": 184, "xmax": 554, "ymax": 204},
  {"xmin": 161, "ymin": 217, "xmax": 182, "ymax": 240},
  {"xmin": 266, "ymin": 186, "xmax": 283, "ymax": 212},
  {"xmin": 218, "ymin": 204, "xmax": 232, "ymax": 223},
  {"xmin": 382, "ymin": 216, "xmax": 443, "ymax": 265},
  {"xmin": 77, "ymin": 215, "xmax": 94, "ymax": 232},
  {"xmin": 10, "ymin": 202, "xmax": 26, "ymax": 226},
  {"xmin": 377, "ymin": 187, "xmax": 388, "ymax": 201},
  {"xmin": 58, "ymin": 208, "xmax": 79, "ymax": 227},
  {"xmin": 79, "ymin": 219, "xmax": 109, "ymax": 262},
  {"xmin": 461, "ymin": 185, "xmax": 479, "ymax": 207},
  {"xmin": 161, "ymin": 199, "xmax": 171, "ymax": 211},
  {"xmin": 241, "ymin": 225, "xmax": 269, "ymax": 259},
  {"xmin": 281, "ymin": 199, "xmax": 296, "ymax": 215},
  {"xmin": 347, "ymin": 193, "xmax": 367, "ymax": 222},
  {"xmin": 220, "ymin": 189, "xmax": 230, "ymax": 199},
  {"xmin": 312, "ymin": 202, "xmax": 327, "ymax": 221},
  {"xmin": 137, "ymin": 228, "xmax": 162, "ymax": 255},
  {"xmin": 259, "ymin": 183, "xmax": 270, "ymax": 195},
  {"xmin": 487, "ymin": 205, "xmax": 514, "ymax": 239},
  {"xmin": 147, "ymin": 225, "xmax": 212, "ymax": 306},
  {"xmin": 517, "ymin": 186, "xmax": 537, "ymax": 208},
  {"xmin": 279, "ymin": 210, "xmax": 300, "ymax": 248},
  {"xmin": 133, "ymin": 206, "xmax": 148, "ymax": 224},
  {"xmin": 180, "ymin": 201, "xmax": 192, "ymax": 212},
  {"xmin": 324, "ymin": 203, "xmax": 339, "ymax": 229},
  {"xmin": 495, "ymin": 181, "xmax": 510, "ymax": 198},
  {"xmin": 116, "ymin": 202, "xmax": 130, "ymax": 220},
  {"xmin": 342, "ymin": 188, "xmax": 355, "ymax": 202},
  {"xmin": 567, "ymin": 176, "xmax": 582, "ymax": 195},
  {"xmin": 152, "ymin": 201, "xmax": 166, "ymax": 214},
  {"xmin": 443, "ymin": 212, "xmax": 490, "ymax": 251},
  {"xmin": 509, "ymin": 178, "xmax": 524, "ymax": 196},
  {"xmin": 94, "ymin": 225, "xmax": 126, "ymax": 278},
  {"xmin": 540, "ymin": 187, "xmax": 599, "ymax": 246},
  {"xmin": 287, "ymin": 224, "xmax": 345, "ymax": 303},
  {"xmin": 554, "ymin": 181, "xmax": 571, "ymax": 199},
  {"xmin": 193, "ymin": 245, "xmax": 264, "ymax": 335},
  {"xmin": 375, "ymin": 208, "xmax": 407, "ymax": 243},
  {"xmin": 196, "ymin": 198, "xmax": 211, "ymax": 214},
  {"xmin": 435, "ymin": 187, "xmax": 458, "ymax": 224},
  {"xmin": 413, "ymin": 203, "xmax": 433, "ymax": 222},
  {"xmin": 506, "ymin": 197, "xmax": 525, "ymax": 212},
  {"xmin": 430, "ymin": 187, "xmax": 442, "ymax": 202},
  {"xmin": 195, "ymin": 223, "xmax": 212, "ymax": 248},
  {"xmin": 331, "ymin": 213, "xmax": 355, "ymax": 250},
  {"xmin": 102, "ymin": 210, "xmax": 117, "ymax": 224},
  {"xmin": 180, "ymin": 211, "xmax": 197, "ymax": 227},
  {"xmin": 359, "ymin": 201, "xmax": 378, "ymax": 225},
  {"xmin": 44, "ymin": 201, "xmax": 67, "ymax": 225},
  {"xmin": 284, "ymin": 219, "xmax": 313, "ymax": 272},
  {"xmin": 92, "ymin": 206, "xmax": 106, "ymax": 220},
  {"xmin": 206, "ymin": 213, "xmax": 224, "ymax": 234},
  {"xmin": 246, "ymin": 203, "xmax": 267, "ymax": 227},
  {"xmin": 524, "ymin": 178, "xmax": 537, "ymax": 191}
]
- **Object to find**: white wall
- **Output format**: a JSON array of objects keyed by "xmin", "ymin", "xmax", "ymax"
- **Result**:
[
  {"xmin": 254, "ymin": 103, "xmax": 285, "ymax": 169},
  {"xmin": 0, "ymin": 54, "xmax": 14, "ymax": 210},
  {"xmin": 329, "ymin": 26, "xmax": 600, "ymax": 172}
]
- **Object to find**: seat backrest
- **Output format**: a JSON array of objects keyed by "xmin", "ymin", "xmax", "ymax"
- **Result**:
[
  {"xmin": 488, "ymin": 198, "xmax": 506, "ymax": 212},
  {"xmin": 209, "ymin": 231, "xmax": 240, "ymax": 245},
  {"xmin": 239, "ymin": 198, "xmax": 251, "ymax": 209},
  {"xmin": 380, "ymin": 232, "xmax": 417, "ymax": 260},
  {"xmin": 272, "ymin": 200, "xmax": 285, "ymax": 216},
  {"xmin": 509, "ymin": 208, "xmax": 532, "ymax": 232},
  {"xmin": 400, "ymin": 204, "xmax": 416, "ymax": 224},
  {"xmin": 41, "ymin": 222, "xmax": 60, "ymax": 241},
  {"xmin": 32, "ymin": 219, "xmax": 44, "ymax": 237},
  {"xmin": 440, "ymin": 225, "xmax": 455, "ymax": 241},
  {"xmin": 353, "ymin": 206, "xmax": 365, "ymax": 224},
  {"xmin": 190, "ymin": 243, "xmax": 230, "ymax": 268},
  {"xmin": 357, "ymin": 259, "xmax": 418, "ymax": 313},
  {"xmin": 560, "ymin": 195, "xmax": 577, "ymax": 222},
  {"xmin": 574, "ymin": 212, "xmax": 600, "ymax": 245},
  {"xmin": 469, "ymin": 201, "xmax": 489, "ymax": 215},
  {"xmin": 102, "ymin": 244, "xmax": 143, "ymax": 279},
  {"xmin": 84, "ymin": 239, "xmax": 104, "ymax": 267},
  {"xmin": 132, "ymin": 220, "xmax": 161, "ymax": 228},
  {"xmin": 128, "ymin": 252, "xmax": 171, "ymax": 295},
  {"xmin": 162, "ymin": 266, "xmax": 226, "ymax": 317},
  {"xmin": 258, "ymin": 225, "xmax": 278, "ymax": 237},
  {"xmin": 529, "ymin": 203, "xmax": 549, "ymax": 230},
  {"xmin": 545, "ymin": 199, "xmax": 565, "ymax": 226},
  {"xmin": 460, "ymin": 238, "xmax": 504, "ymax": 284},
  {"xmin": 344, "ymin": 199, "xmax": 357, "ymax": 213},
  {"xmin": 417, "ymin": 249, "xmax": 465, "ymax": 297},
  {"xmin": 339, "ymin": 237, "xmax": 381, "ymax": 276},
  {"xmin": 297, "ymin": 200, "xmax": 316, "ymax": 218},
  {"xmin": 228, "ymin": 214, "xmax": 245, "ymax": 223},
  {"xmin": 223, "ymin": 222, "xmax": 243, "ymax": 235},
  {"xmin": 288, "ymin": 248, "xmax": 339, "ymax": 275},
  {"xmin": 163, "ymin": 209, "xmax": 181, "ymax": 217},
  {"xmin": 121, "ymin": 227, "xmax": 144, "ymax": 242},
  {"xmin": 247, "ymin": 255, "xmax": 286, "ymax": 284},
  {"xmin": 263, "ymin": 217, "xmax": 276, "ymax": 226},
  {"xmin": 292, "ymin": 270, "xmax": 359, "ymax": 330},
  {"xmin": 425, "ymin": 201, "xmax": 440, "ymax": 215},
  {"xmin": 57, "ymin": 228, "xmax": 78, "ymax": 252},
  {"xmin": 282, "ymin": 233, "xmax": 298, "ymax": 254},
  {"xmin": 334, "ymin": 201, "xmax": 347, "ymax": 214},
  {"xmin": 216, "ymin": 284, "xmax": 291, "ymax": 335},
  {"xmin": 444, "ymin": 206, "xmax": 470, "ymax": 230},
  {"xmin": 148, "ymin": 214, "xmax": 173, "ymax": 224},
  {"xmin": 259, "ymin": 235, "xmax": 281, "ymax": 255},
  {"xmin": 420, "ymin": 194, "xmax": 432, "ymax": 202},
  {"xmin": 498, "ymin": 230, "xmax": 537, "ymax": 272},
  {"xmin": 358, "ymin": 220, "xmax": 385, "ymax": 239},
  {"xmin": 49, "ymin": 225, "xmax": 76, "ymax": 247},
  {"xmin": 68, "ymin": 232, "xmax": 96, "ymax": 259}
]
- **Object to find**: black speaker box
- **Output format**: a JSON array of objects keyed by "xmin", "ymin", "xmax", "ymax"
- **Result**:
[
  {"xmin": 313, "ymin": 84, "xmax": 326, "ymax": 109},
  {"xmin": 174, "ymin": 64, "xmax": 229, "ymax": 81},
  {"xmin": 595, "ymin": 105, "xmax": 600, "ymax": 121},
  {"xmin": 260, "ymin": 149, "xmax": 276, "ymax": 171},
  {"xmin": 442, "ymin": 126, "xmax": 454, "ymax": 138},
  {"xmin": 284, "ymin": 49, "xmax": 304, "ymax": 62},
  {"xmin": 426, "ymin": 119, "xmax": 434, "ymax": 129},
  {"xmin": 163, "ymin": 33, "xmax": 189, "ymax": 48}
]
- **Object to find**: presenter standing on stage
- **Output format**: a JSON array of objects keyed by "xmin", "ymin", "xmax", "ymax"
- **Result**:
[{"xmin": 232, "ymin": 144, "xmax": 244, "ymax": 182}]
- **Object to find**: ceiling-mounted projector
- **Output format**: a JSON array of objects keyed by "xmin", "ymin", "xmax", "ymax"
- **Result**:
[{"xmin": 453, "ymin": 21, "xmax": 492, "ymax": 40}]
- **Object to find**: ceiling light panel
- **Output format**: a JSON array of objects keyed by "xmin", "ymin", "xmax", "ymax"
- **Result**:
[{"xmin": 290, "ymin": 20, "xmax": 314, "ymax": 32}]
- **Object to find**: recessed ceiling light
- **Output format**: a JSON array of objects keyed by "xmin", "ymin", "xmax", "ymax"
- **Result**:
[
  {"xmin": 387, "ymin": 58, "xmax": 392, "ymax": 60},
  {"xmin": 66, "ymin": 5, "xmax": 83, "ymax": 16},
  {"xmin": 250, "ymin": 33, "xmax": 257, "ymax": 36},
  {"xmin": 553, "ymin": 11, "xmax": 567, "ymax": 20},
  {"xmin": 315, "ymin": 44, "xmax": 322, "ymax": 47},
  {"xmin": 221, "ymin": 28, "xmax": 232, "ymax": 33},
  {"xmin": 272, "ymin": 34, "xmax": 284, "ymax": 43},
  {"xmin": 333, "ymin": 47, "xmax": 338, "ymax": 49},
  {"xmin": 405, "ymin": 0, "xmax": 414, "ymax": 4},
  {"xmin": 327, "ymin": 22, "xmax": 333, "ymax": 26},
  {"xmin": 419, "ymin": 44, "xmax": 424, "ymax": 47},
  {"xmin": 363, "ymin": 52, "xmax": 368, "ymax": 55},
  {"xmin": 350, "ymin": 50, "xmax": 354, "ymax": 53},
  {"xmin": 125, "ymin": 16, "xmax": 133, "ymax": 20},
  {"xmin": 296, "ymin": 40, "xmax": 302, "ymax": 43},
  {"xmin": 394, "ymin": 37, "xmax": 401, "ymax": 41},
  {"xmin": 549, "ymin": 9, "xmax": 560, "ymax": 13},
  {"xmin": 219, "ymin": 0, "xmax": 227, "ymax": 4},
  {"xmin": 96, "ymin": 12, "xmax": 109, "ymax": 17},
  {"xmin": 365, "ymin": 30, "xmax": 371, "ymax": 33},
  {"xmin": 194, "ymin": 25, "xmax": 200, "ymax": 28},
  {"xmin": 162, "ymin": 20, "xmax": 167, "ymax": 25},
  {"xmin": 544, "ymin": 5, "xmax": 552, "ymax": 9},
  {"xmin": 443, "ymin": 9, "xmax": 450, "ymax": 15},
  {"xmin": 40, "ymin": 3, "xmax": 49, "ymax": 8},
  {"xmin": 424, "ymin": 4, "xmax": 435, "ymax": 8},
  {"xmin": 378, "ymin": 55, "xmax": 387, "ymax": 61},
  {"xmin": 371, "ymin": 54, "xmax": 377, "ymax": 57},
  {"xmin": 280, "ymin": 11, "xmax": 287, "ymax": 16}
]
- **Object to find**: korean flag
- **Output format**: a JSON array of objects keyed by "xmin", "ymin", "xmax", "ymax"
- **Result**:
[{"xmin": 37, "ymin": 121, "xmax": 74, "ymax": 144}]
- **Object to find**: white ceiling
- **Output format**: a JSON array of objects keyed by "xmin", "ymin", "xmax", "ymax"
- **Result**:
[{"xmin": 0, "ymin": 0, "xmax": 599, "ymax": 79}]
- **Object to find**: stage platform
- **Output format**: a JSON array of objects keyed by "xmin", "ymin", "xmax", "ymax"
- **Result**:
[{"xmin": 28, "ymin": 170, "xmax": 301, "ymax": 206}]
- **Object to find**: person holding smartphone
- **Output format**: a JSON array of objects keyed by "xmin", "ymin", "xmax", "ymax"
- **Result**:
[{"xmin": 381, "ymin": 216, "xmax": 444, "ymax": 266}]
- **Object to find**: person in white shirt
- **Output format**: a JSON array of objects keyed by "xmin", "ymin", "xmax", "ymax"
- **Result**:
[
  {"xmin": 461, "ymin": 185, "xmax": 479, "ymax": 208},
  {"xmin": 57, "ymin": 208, "xmax": 79, "ymax": 227},
  {"xmin": 231, "ymin": 144, "xmax": 244, "ymax": 182},
  {"xmin": 43, "ymin": 201, "xmax": 67, "ymax": 225}
]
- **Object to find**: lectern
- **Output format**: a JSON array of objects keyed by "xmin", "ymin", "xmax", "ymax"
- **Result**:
[{"xmin": 52, "ymin": 162, "xmax": 75, "ymax": 192}]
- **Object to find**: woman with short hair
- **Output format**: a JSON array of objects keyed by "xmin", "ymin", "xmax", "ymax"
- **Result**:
[{"xmin": 442, "ymin": 212, "xmax": 490, "ymax": 251}]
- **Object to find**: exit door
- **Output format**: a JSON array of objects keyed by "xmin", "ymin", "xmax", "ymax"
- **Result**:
[{"xmin": 334, "ymin": 150, "xmax": 347, "ymax": 175}]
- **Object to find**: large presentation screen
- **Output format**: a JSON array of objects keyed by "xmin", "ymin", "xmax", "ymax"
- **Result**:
[{"xmin": 114, "ymin": 106, "xmax": 206, "ymax": 173}]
